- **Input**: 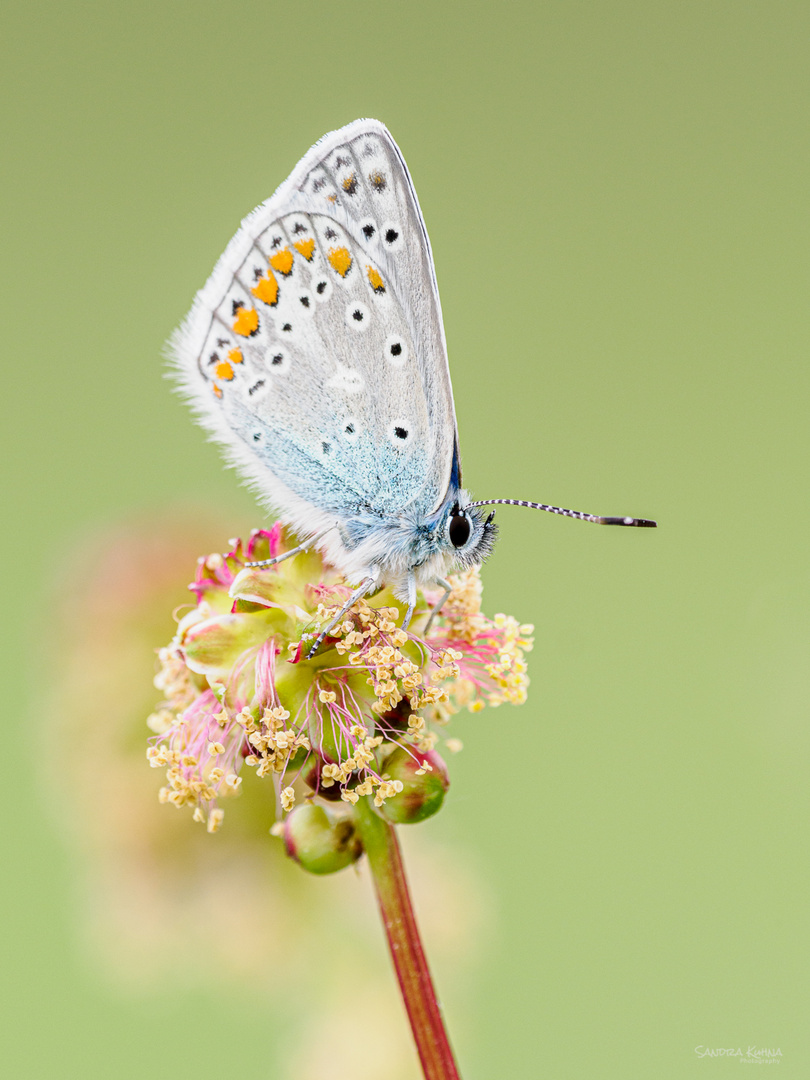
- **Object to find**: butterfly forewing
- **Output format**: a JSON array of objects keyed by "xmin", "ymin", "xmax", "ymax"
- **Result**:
[{"xmin": 173, "ymin": 120, "xmax": 457, "ymax": 528}]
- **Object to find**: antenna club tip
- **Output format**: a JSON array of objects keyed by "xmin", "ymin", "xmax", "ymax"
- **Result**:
[{"xmin": 601, "ymin": 516, "xmax": 657, "ymax": 528}]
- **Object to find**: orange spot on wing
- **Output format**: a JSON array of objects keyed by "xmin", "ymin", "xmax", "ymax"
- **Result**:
[
  {"xmin": 251, "ymin": 273, "xmax": 279, "ymax": 306},
  {"xmin": 213, "ymin": 384, "xmax": 223, "ymax": 399},
  {"xmin": 269, "ymin": 248, "xmax": 294, "ymax": 276},
  {"xmin": 232, "ymin": 305, "xmax": 259, "ymax": 337},
  {"xmin": 366, "ymin": 266, "xmax": 385, "ymax": 293},
  {"xmin": 294, "ymin": 238, "xmax": 315, "ymax": 261},
  {"xmin": 228, "ymin": 347, "xmax": 243, "ymax": 364},
  {"xmin": 215, "ymin": 360, "xmax": 234, "ymax": 381},
  {"xmin": 328, "ymin": 247, "xmax": 352, "ymax": 277}
]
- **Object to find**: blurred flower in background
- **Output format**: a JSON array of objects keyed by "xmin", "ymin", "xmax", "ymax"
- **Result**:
[{"xmin": 41, "ymin": 510, "xmax": 488, "ymax": 1079}]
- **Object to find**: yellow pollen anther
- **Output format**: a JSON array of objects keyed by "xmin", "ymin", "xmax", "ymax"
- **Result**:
[{"xmin": 280, "ymin": 787, "xmax": 295, "ymax": 811}]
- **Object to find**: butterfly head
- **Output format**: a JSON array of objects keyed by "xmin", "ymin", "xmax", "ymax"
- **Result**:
[
  {"xmin": 431, "ymin": 493, "xmax": 656, "ymax": 578},
  {"xmin": 440, "ymin": 499, "xmax": 498, "ymax": 569}
]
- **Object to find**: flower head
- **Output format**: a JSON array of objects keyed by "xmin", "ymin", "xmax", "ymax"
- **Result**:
[{"xmin": 149, "ymin": 525, "xmax": 532, "ymax": 844}]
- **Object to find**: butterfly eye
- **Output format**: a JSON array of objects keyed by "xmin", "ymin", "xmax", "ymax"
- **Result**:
[{"xmin": 449, "ymin": 512, "xmax": 471, "ymax": 548}]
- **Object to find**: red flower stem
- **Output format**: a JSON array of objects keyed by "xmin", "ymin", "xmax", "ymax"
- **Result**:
[{"xmin": 354, "ymin": 796, "xmax": 462, "ymax": 1080}]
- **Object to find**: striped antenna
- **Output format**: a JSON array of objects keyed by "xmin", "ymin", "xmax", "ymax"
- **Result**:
[{"xmin": 467, "ymin": 498, "xmax": 657, "ymax": 528}]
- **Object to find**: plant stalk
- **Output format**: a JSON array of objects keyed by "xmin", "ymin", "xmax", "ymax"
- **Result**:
[{"xmin": 354, "ymin": 797, "xmax": 462, "ymax": 1080}]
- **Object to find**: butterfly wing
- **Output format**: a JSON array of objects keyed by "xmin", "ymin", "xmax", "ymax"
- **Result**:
[{"xmin": 170, "ymin": 119, "xmax": 458, "ymax": 544}]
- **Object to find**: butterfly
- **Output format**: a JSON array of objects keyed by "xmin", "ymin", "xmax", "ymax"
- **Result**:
[{"xmin": 170, "ymin": 118, "xmax": 656, "ymax": 656}]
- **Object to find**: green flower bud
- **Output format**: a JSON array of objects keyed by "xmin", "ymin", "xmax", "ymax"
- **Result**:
[
  {"xmin": 376, "ymin": 745, "xmax": 450, "ymax": 825},
  {"xmin": 283, "ymin": 803, "xmax": 362, "ymax": 874}
]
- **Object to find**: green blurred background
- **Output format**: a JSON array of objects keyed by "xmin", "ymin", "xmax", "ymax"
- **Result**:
[{"xmin": 3, "ymin": 0, "xmax": 808, "ymax": 1075}]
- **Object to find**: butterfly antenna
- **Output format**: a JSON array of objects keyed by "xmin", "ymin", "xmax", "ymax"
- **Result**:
[{"xmin": 467, "ymin": 499, "xmax": 657, "ymax": 528}]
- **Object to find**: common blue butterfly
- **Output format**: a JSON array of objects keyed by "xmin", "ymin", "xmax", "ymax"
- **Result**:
[{"xmin": 170, "ymin": 119, "xmax": 655, "ymax": 655}]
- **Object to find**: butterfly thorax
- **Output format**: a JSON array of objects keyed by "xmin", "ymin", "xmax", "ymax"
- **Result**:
[{"xmin": 310, "ymin": 490, "xmax": 497, "ymax": 601}]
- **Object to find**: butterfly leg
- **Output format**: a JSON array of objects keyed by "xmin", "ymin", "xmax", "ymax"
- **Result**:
[
  {"xmin": 246, "ymin": 524, "xmax": 336, "ymax": 569},
  {"xmin": 401, "ymin": 571, "xmax": 417, "ymax": 632},
  {"xmin": 306, "ymin": 575, "xmax": 378, "ymax": 659},
  {"xmin": 424, "ymin": 577, "xmax": 453, "ymax": 635}
]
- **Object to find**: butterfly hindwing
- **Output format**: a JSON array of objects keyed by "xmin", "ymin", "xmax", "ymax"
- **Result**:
[{"xmin": 172, "ymin": 120, "xmax": 457, "ymax": 527}]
